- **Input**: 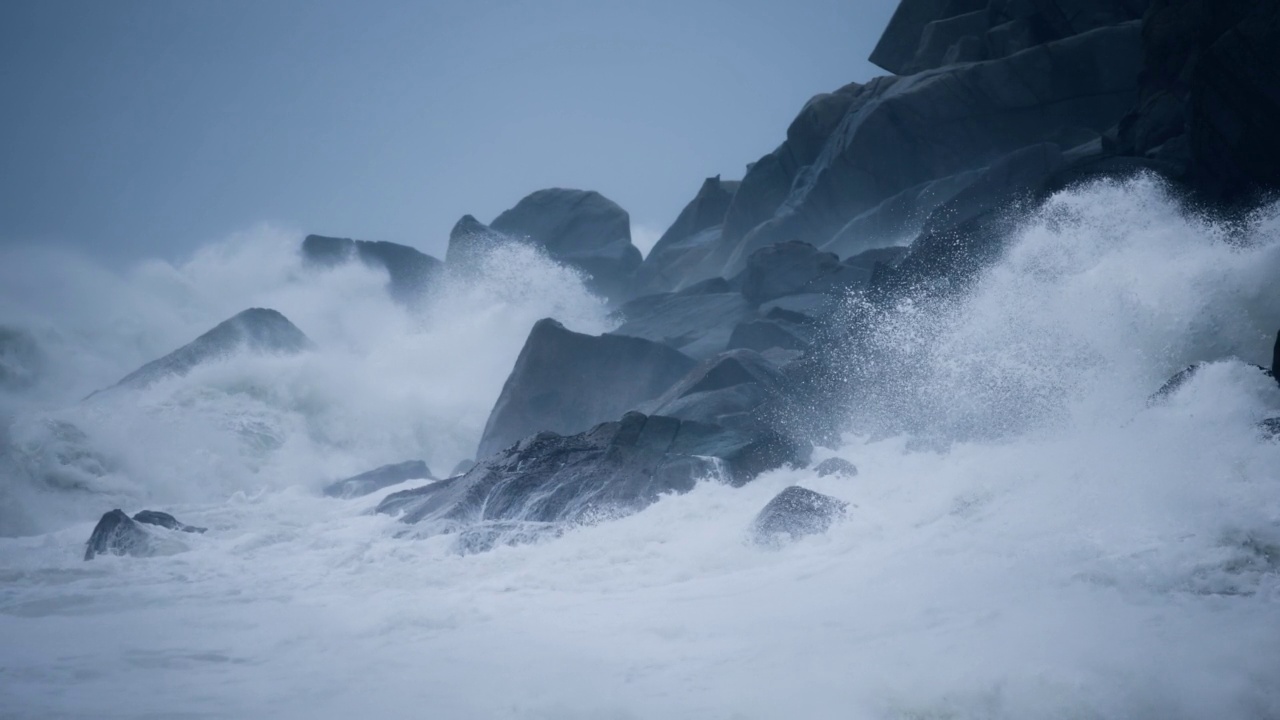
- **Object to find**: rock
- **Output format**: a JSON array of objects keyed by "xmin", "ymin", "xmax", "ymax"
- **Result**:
[
  {"xmin": 379, "ymin": 412, "xmax": 808, "ymax": 538},
  {"xmin": 815, "ymin": 457, "xmax": 859, "ymax": 478},
  {"xmin": 303, "ymin": 235, "xmax": 443, "ymax": 303},
  {"xmin": 446, "ymin": 215, "xmax": 510, "ymax": 267},
  {"xmin": 632, "ymin": 176, "xmax": 740, "ymax": 295},
  {"xmin": 740, "ymin": 241, "xmax": 842, "ymax": 305},
  {"xmin": 449, "ymin": 459, "xmax": 476, "ymax": 477},
  {"xmin": 722, "ymin": 81, "xmax": 892, "ymax": 261},
  {"xmin": 477, "ymin": 319, "xmax": 697, "ymax": 461},
  {"xmin": 99, "ymin": 309, "xmax": 313, "ymax": 394},
  {"xmin": 1116, "ymin": 0, "xmax": 1280, "ymax": 202},
  {"xmin": 724, "ymin": 23, "xmax": 1143, "ymax": 272},
  {"xmin": 132, "ymin": 510, "xmax": 206, "ymax": 534},
  {"xmin": 322, "ymin": 460, "xmax": 435, "ymax": 499},
  {"xmin": 84, "ymin": 509, "xmax": 151, "ymax": 560},
  {"xmin": 489, "ymin": 188, "xmax": 642, "ymax": 302},
  {"xmin": 640, "ymin": 349, "xmax": 791, "ymax": 432},
  {"xmin": 872, "ymin": 0, "xmax": 1147, "ymax": 75},
  {"xmin": 611, "ymin": 292, "xmax": 756, "ymax": 360},
  {"xmin": 870, "ymin": 0, "xmax": 987, "ymax": 74},
  {"xmin": 751, "ymin": 486, "xmax": 848, "ymax": 546},
  {"xmin": 728, "ymin": 319, "xmax": 811, "ymax": 354}
]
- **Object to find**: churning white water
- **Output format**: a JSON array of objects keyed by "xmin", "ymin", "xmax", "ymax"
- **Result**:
[{"xmin": 2, "ymin": 178, "xmax": 1279, "ymax": 719}]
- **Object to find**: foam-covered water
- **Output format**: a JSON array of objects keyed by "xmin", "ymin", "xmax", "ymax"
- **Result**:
[{"xmin": 2, "ymin": 179, "xmax": 1279, "ymax": 719}]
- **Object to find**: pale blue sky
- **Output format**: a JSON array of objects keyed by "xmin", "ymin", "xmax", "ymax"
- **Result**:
[{"xmin": 0, "ymin": 0, "xmax": 896, "ymax": 263}]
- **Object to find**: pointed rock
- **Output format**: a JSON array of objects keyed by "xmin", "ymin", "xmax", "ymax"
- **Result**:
[{"xmin": 101, "ymin": 309, "xmax": 312, "ymax": 394}]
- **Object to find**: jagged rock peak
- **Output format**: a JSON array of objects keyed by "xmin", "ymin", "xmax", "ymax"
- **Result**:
[{"xmin": 104, "ymin": 308, "xmax": 313, "ymax": 393}]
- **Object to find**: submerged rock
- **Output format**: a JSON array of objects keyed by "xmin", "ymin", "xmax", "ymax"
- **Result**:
[
  {"xmin": 132, "ymin": 510, "xmax": 206, "ymax": 534},
  {"xmin": 751, "ymin": 486, "xmax": 848, "ymax": 546},
  {"xmin": 814, "ymin": 457, "xmax": 858, "ymax": 478},
  {"xmin": 99, "ymin": 308, "xmax": 313, "ymax": 394},
  {"xmin": 379, "ymin": 412, "xmax": 808, "ymax": 539},
  {"xmin": 322, "ymin": 460, "xmax": 435, "ymax": 499},
  {"xmin": 477, "ymin": 319, "xmax": 697, "ymax": 461}
]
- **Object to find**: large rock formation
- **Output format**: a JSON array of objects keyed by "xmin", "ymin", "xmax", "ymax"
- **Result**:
[
  {"xmin": 380, "ymin": 412, "xmax": 808, "ymax": 540},
  {"xmin": 482, "ymin": 188, "xmax": 642, "ymax": 302},
  {"xmin": 302, "ymin": 235, "xmax": 443, "ymax": 303},
  {"xmin": 99, "ymin": 308, "xmax": 313, "ymax": 394},
  {"xmin": 476, "ymin": 319, "xmax": 697, "ymax": 461}
]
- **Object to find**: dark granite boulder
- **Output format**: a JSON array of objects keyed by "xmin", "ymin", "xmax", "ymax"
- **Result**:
[
  {"xmin": 322, "ymin": 460, "xmax": 435, "ymax": 499},
  {"xmin": 477, "ymin": 319, "xmax": 696, "ymax": 461},
  {"xmin": 303, "ymin": 235, "xmax": 443, "ymax": 303},
  {"xmin": 489, "ymin": 188, "xmax": 642, "ymax": 302},
  {"xmin": 132, "ymin": 510, "xmax": 206, "ymax": 534},
  {"xmin": 98, "ymin": 309, "xmax": 313, "ymax": 395},
  {"xmin": 751, "ymin": 486, "xmax": 848, "ymax": 546},
  {"xmin": 379, "ymin": 412, "xmax": 808, "ymax": 537}
]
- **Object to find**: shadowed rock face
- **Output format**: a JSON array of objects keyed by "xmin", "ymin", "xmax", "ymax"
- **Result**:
[
  {"xmin": 488, "ymin": 188, "xmax": 642, "ymax": 302},
  {"xmin": 1118, "ymin": 0, "xmax": 1280, "ymax": 201},
  {"xmin": 302, "ymin": 235, "xmax": 443, "ymax": 303},
  {"xmin": 322, "ymin": 460, "xmax": 435, "ymax": 499},
  {"xmin": 815, "ymin": 457, "xmax": 858, "ymax": 478},
  {"xmin": 446, "ymin": 215, "xmax": 510, "ymax": 267},
  {"xmin": 477, "ymin": 319, "xmax": 697, "ymax": 461},
  {"xmin": 101, "ymin": 308, "xmax": 313, "ymax": 394},
  {"xmin": 751, "ymin": 486, "xmax": 848, "ymax": 546},
  {"xmin": 380, "ymin": 412, "xmax": 808, "ymax": 536},
  {"xmin": 740, "ymin": 241, "xmax": 842, "ymax": 305}
]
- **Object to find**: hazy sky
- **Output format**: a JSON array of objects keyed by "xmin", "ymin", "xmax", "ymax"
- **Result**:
[{"xmin": 0, "ymin": 0, "xmax": 897, "ymax": 264}]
